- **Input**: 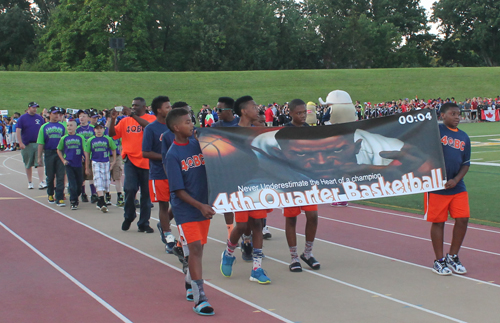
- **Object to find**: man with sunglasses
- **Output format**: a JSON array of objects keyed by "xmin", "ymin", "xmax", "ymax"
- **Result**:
[
  {"xmin": 16, "ymin": 102, "xmax": 47, "ymax": 190},
  {"xmin": 212, "ymin": 97, "xmax": 239, "ymax": 128}
]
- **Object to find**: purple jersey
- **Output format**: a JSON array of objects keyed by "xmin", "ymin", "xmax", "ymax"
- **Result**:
[{"xmin": 16, "ymin": 113, "xmax": 45, "ymax": 145}]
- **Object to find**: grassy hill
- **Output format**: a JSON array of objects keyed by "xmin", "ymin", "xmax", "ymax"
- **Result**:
[{"xmin": 1, "ymin": 67, "xmax": 499, "ymax": 114}]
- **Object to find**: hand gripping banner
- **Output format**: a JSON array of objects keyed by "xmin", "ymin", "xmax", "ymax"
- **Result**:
[{"xmin": 197, "ymin": 109, "xmax": 446, "ymax": 213}]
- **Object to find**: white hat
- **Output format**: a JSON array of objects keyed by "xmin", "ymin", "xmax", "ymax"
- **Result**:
[
  {"xmin": 319, "ymin": 90, "xmax": 356, "ymax": 124},
  {"xmin": 319, "ymin": 90, "xmax": 353, "ymax": 106}
]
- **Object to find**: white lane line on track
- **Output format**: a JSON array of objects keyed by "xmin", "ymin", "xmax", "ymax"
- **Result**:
[
  {"xmin": 0, "ymin": 221, "xmax": 133, "ymax": 323},
  {"xmin": 203, "ymin": 234, "xmax": 467, "ymax": 323},
  {"xmin": 317, "ymin": 216, "xmax": 500, "ymax": 257},
  {"xmin": 4, "ymin": 154, "xmax": 500, "ymax": 286},
  {"xmin": 0, "ymin": 184, "xmax": 293, "ymax": 323}
]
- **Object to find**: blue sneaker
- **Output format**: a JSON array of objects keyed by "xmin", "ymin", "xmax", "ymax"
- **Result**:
[
  {"xmin": 250, "ymin": 268, "xmax": 271, "ymax": 284},
  {"xmin": 220, "ymin": 251, "xmax": 236, "ymax": 277},
  {"xmin": 157, "ymin": 222, "xmax": 167, "ymax": 244},
  {"xmin": 165, "ymin": 234, "xmax": 176, "ymax": 254},
  {"xmin": 241, "ymin": 241, "xmax": 253, "ymax": 261}
]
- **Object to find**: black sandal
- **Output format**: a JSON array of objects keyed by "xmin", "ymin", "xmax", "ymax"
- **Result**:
[
  {"xmin": 300, "ymin": 253, "xmax": 320, "ymax": 270},
  {"xmin": 289, "ymin": 261, "xmax": 302, "ymax": 272}
]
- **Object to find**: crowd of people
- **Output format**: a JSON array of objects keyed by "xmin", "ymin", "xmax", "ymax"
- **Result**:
[{"xmin": 0, "ymin": 90, "xmax": 482, "ymax": 316}]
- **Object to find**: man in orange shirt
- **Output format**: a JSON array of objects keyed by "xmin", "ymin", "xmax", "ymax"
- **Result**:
[{"xmin": 109, "ymin": 97, "xmax": 156, "ymax": 233}]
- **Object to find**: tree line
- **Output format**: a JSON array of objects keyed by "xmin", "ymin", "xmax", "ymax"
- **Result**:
[{"xmin": 1, "ymin": 0, "xmax": 499, "ymax": 71}]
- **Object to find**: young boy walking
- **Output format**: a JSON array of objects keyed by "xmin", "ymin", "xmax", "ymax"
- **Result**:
[
  {"xmin": 282, "ymin": 99, "xmax": 321, "ymax": 272},
  {"xmin": 57, "ymin": 119, "xmax": 86, "ymax": 210},
  {"xmin": 84, "ymin": 121, "xmax": 117, "ymax": 213},
  {"xmin": 425, "ymin": 102, "xmax": 471, "ymax": 275},
  {"xmin": 37, "ymin": 106, "xmax": 67, "ymax": 206},
  {"xmin": 220, "ymin": 95, "xmax": 271, "ymax": 284},
  {"xmin": 165, "ymin": 108, "xmax": 215, "ymax": 316}
]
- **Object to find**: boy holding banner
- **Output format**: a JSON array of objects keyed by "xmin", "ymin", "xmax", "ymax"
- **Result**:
[
  {"xmin": 220, "ymin": 96, "xmax": 271, "ymax": 284},
  {"xmin": 282, "ymin": 99, "xmax": 320, "ymax": 272},
  {"xmin": 165, "ymin": 108, "xmax": 215, "ymax": 315},
  {"xmin": 425, "ymin": 102, "xmax": 470, "ymax": 275}
]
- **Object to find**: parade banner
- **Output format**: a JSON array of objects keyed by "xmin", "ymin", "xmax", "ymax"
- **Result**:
[{"xmin": 197, "ymin": 109, "xmax": 446, "ymax": 213}]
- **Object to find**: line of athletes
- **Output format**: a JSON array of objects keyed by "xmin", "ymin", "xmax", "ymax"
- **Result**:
[{"xmin": 113, "ymin": 95, "xmax": 321, "ymax": 316}]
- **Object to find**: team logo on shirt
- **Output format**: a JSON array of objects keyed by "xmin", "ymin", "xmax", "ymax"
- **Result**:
[
  {"xmin": 35, "ymin": 119, "xmax": 41, "ymax": 125},
  {"xmin": 181, "ymin": 154, "xmax": 205, "ymax": 171},
  {"xmin": 440, "ymin": 135, "xmax": 465, "ymax": 151},
  {"xmin": 126, "ymin": 125, "xmax": 143, "ymax": 133}
]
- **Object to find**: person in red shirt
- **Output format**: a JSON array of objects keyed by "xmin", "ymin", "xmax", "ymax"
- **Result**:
[
  {"xmin": 265, "ymin": 105, "xmax": 274, "ymax": 126},
  {"xmin": 109, "ymin": 97, "xmax": 156, "ymax": 233}
]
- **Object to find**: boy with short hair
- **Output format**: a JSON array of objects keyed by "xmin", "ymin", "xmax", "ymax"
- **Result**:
[
  {"xmin": 220, "ymin": 95, "xmax": 271, "ymax": 284},
  {"xmin": 37, "ymin": 106, "xmax": 67, "ymax": 206},
  {"xmin": 57, "ymin": 119, "xmax": 86, "ymax": 210},
  {"xmin": 165, "ymin": 108, "xmax": 215, "ymax": 316},
  {"xmin": 142, "ymin": 96, "xmax": 175, "ymax": 253},
  {"xmin": 425, "ymin": 102, "xmax": 471, "ymax": 275},
  {"xmin": 282, "ymin": 99, "xmax": 321, "ymax": 272},
  {"xmin": 84, "ymin": 121, "xmax": 117, "ymax": 213}
]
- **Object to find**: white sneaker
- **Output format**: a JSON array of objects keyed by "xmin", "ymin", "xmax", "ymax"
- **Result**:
[
  {"xmin": 262, "ymin": 226, "xmax": 272, "ymax": 239},
  {"xmin": 28, "ymin": 182, "xmax": 34, "ymax": 189},
  {"xmin": 39, "ymin": 181, "xmax": 47, "ymax": 189},
  {"xmin": 445, "ymin": 253, "xmax": 467, "ymax": 274}
]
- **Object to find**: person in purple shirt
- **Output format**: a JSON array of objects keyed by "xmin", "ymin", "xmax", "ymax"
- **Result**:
[
  {"xmin": 37, "ymin": 106, "xmax": 67, "ymax": 206},
  {"xmin": 142, "ymin": 96, "xmax": 177, "ymax": 253},
  {"xmin": 84, "ymin": 121, "xmax": 117, "ymax": 213},
  {"xmin": 57, "ymin": 119, "xmax": 86, "ymax": 210},
  {"xmin": 16, "ymin": 102, "xmax": 47, "ymax": 190}
]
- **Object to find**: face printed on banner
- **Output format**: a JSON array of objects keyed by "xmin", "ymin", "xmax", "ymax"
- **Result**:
[{"xmin": 278, "ymin": 134, "xmax": 362, "ymax": 178}]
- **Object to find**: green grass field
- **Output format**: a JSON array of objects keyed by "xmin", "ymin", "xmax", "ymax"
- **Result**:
[
  {"xmin": 1, "ymin": 68, "xmax": 499, "ymax": 227},
  {"xmin": 357, "ymin": 122, "xmax": 500, "ymax": 228},
  {"xmin": 1, "ymin": 67, "xmax": 499, "ymax": 113}
]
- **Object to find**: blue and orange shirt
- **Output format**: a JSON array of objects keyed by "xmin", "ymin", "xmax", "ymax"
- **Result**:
[
  {"xmin": 166, "ymin": 139, "xmax": 208, "ymax": 225},
  {"xmin": 434, "ymin": 124, "xmax": 471, "ymax": 195}
]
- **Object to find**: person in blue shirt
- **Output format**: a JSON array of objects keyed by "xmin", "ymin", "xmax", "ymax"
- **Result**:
[
  {"xmin": 211, "ymin": 97, "xmax": 240, "ymax": 240},
  {"xmin": 84, "ymin": 121, "xmax": 117, "ymax": 213},
  {"xmin": 37, "ymin": 106, "xmax": 67, "ymax": 206},
  {"xmin": 0, "ymin": 118, "xmax": 5, "ymax": 150},
  {"xmin": 142, "ymin": 96, "xmax": 177, "ymax": 253},
  {"xmin": 57, "ymin": 119, "xmax": 86, "ymax": 210},
  {"xmin": 425, "ymin": 102, "xmax": 471, "ymax": 276},
  {"xmin": 165, "ymin": 108, "xmax": 215, "ymax": 316}
]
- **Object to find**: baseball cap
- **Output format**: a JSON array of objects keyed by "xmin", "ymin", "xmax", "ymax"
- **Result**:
[
  {"xmin": 49, "ymin": 106, "xmax": 62, "ymax": 114},
  {"xmin": 28, "ymin": 102, "xmax": 39, "ymax": 108},
  {"xmin": 94, "ymin": 120, "xmax": 106, "ymax": 128}
]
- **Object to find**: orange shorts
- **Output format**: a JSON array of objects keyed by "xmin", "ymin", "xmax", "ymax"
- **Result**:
[
  {"xmin": 424, "ymin": 192, "xmax": 470, "ymax": 223},
  {"xmin": 283, "ymin": 205, "xmax": 318, "ymax": 217},
  {"xmin": 178, "ymin": 220, "xmax": 210, "ymax": 245},
  {"xmin": 234, "ymin": 210, "xmax": 267, "ymax": 223},
  {"xmin": 149, "ymin": 179, "xmax": 170, "ymax": 203}
]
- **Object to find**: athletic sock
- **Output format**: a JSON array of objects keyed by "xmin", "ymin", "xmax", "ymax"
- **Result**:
[
  {"xmin": 98, "ymin": 196, "xmax": 105, "ymax": 207},
  {"xmin": 226, "ymin": 223, "xmax": 234, "ymax": 241},
  {"xmin": 192, "ymin": 279, "xmax": 207, "ymax": 304},
  {"xmin": 252, "ymin": 248, "xmax": 263, "ymax": 270},
  {"xmin": 81, "ymin": 185, "xmax": 86, "ymax": 194},
  {"xmin": 289, "ymin": 246, "xmax": 299, "ymax": 263},
  {"xmin": 225, "ymin": 240, "xmax": 237, "ymax": 257},
  {"xmin": 304, "ymin": 241, "xmax": 314, "ymax": 259},
  {"xmin": 182, "ymin": 244, "xmax": 190, "ymax": 257},
  {"xmin": 163, "ymin": 231, "xmax": 172, "ymax": 238},
  {"xmin": 185, "ymin": 268, "xmax": 192, "ymax": 284},
  {"xmin": 242, "ymin": 234, "xmax": 252, "ymax": 244},
  {"xmin": 90, "ymin": 184, "xmax": 97, "ymax": 195}
]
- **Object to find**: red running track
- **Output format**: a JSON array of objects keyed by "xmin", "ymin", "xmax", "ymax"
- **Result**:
[{"xmin": 0, "ymin": 185, "xmax": 282, "ymax": 323}]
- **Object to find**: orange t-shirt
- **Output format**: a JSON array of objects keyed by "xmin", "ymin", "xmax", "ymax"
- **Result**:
[{"xmin": 113, "ymin": 114, "xmax": 156, "ymax": 169}]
